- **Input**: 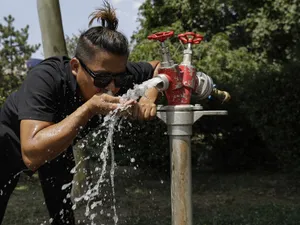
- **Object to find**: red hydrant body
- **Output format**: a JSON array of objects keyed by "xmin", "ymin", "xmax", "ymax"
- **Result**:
[
  {"xmin": 148, "ymin": 30, "xmax": 230, "ymax": 105},
  {"xmin": 158, "ymin": 64, "xmax": 197, "ymax": 105},
  {"xmin": 148, "ymin": 31, "xmax": 204, "ymax": 105}
]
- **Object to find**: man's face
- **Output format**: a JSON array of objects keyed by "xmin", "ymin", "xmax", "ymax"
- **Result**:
[{"xmin": 70, "ymin": 51, "xmax": 128, "ymax": 101}]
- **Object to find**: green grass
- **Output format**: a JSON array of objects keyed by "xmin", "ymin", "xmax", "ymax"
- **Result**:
[{"xmin": 3, "ymin": 170, "xmax": 300, "ymax": 225}]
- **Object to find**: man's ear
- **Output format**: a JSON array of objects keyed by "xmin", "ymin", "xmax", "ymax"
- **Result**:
[{"xmin": 70, "ymin": 58, "xmax": 80, "ymax": 77}]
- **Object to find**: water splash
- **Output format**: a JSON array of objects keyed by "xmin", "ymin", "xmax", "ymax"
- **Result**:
[
  {"xmin": 121, "ymin": 76, "xmax": 162, "ymax": 101},
  {"xmin": 66, "ymin": 77, "xmax": 161, "ymax": 224}
]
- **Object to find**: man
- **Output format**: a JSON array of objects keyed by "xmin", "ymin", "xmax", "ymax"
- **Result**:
[{"xmin": 0, "ymin": 3, "xmax": 160, "ymax": 224}]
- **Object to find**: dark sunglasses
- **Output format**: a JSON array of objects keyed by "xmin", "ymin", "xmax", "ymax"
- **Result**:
[{"xmin": 76, "ymin": 56, "xmax": 128, "ymax": 88}]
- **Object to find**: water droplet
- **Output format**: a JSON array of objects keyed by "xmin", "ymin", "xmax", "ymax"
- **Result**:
[
  {"xmin": 72, "ymin": 204, "xmax": 77, "ymax": 210},
  {"xmin": 61, "ymin": 182, "xmax": 72, "ymax": 190},
  {"xmin": 90, "ymin": 213, "xmax": 97, "ymax": 220}
]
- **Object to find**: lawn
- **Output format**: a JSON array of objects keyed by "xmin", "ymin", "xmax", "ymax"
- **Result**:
[{"xmin": 3, "ymin": 167, "xmax": 300, "ymax": 225}]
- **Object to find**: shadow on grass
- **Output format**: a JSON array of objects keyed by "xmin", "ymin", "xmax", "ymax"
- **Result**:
[{"xmin": 3, "ymin": 170, "xmax": 300, "ymax": 225}]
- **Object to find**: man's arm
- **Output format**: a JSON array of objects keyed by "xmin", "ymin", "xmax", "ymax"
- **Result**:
[
  {"xmin": 135, "ymin": 61, "xmax": 161, "ymax": 120},
  {"xmin": 142, "ymin": 60, "xmax": 161, "ymax": 102},
  {"xmin": 20, "ymin": 94, "xmax": 120, "ymax": 171}
]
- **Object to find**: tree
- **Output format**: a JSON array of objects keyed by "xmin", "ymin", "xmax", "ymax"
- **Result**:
[
  {"xmin": 0, "ymin": 15, "xmax": 40, "ymax": 106},
  {"xmin": 132, "ymin": 0, "xmax": 300, "ymax": 63},
  {"xmin": 65, "ymin": 33, "xmax": 80, "ymax": 57},
  {"xmin": 129, "ymin": 0, "xmax": 300, "ymax": 171}
]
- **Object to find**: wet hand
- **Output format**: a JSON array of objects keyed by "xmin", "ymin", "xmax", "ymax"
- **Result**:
[
  {"xmin": 86, "ymin": 93, "xmax": 122, "ymax": 115},
  {"xmin": 130, "ymin": 101, "xmax": 157, "ymax": 120}
]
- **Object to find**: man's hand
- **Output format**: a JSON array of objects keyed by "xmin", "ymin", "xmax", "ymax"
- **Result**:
[
  {"xmin": 86, "ymin": 93, "xmax": 140, "ymax": 117},
  {"xmin": 126, "ymin": 86, "xmax": 159, "ymax": 120},
  {"xmin": 85, "ymin": 93, "xmax": 122, "ymax": 115},
  {"xmin": 130, "ymin": 98, "xmax": 157, "ymax": 120}
]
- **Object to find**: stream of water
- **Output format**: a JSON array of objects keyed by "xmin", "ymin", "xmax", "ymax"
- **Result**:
[{"xmin": 62, "ymin": 77, "xmax": 162, "ymax": 225}]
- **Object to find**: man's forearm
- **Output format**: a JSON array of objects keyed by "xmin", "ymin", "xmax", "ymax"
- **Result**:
[
  {"xmin": 22, "ymin": 103, "xmax": 93, "ymax": 170},
  {"xmin": 142, "ymin": 87, "xmax": 159, "ymax": 103},
  {"xmin": 141, "ymin": 61, "xmax": 161, "ymax": 103}
]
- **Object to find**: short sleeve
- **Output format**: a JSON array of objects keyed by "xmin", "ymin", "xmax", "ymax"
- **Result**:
[
  {"xmin": 117, "ymin": 62, "xmax": 154, "ymax": 95},
  {"xmin": 18, "ymin": 66, "xmax": 60, "ymax": 122},
  {"xmin": 126, "ymin": 62, "xmax": 154, "ymax": 84}
]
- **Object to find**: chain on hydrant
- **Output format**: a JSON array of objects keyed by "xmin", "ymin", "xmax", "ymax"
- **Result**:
[{"xmin": 148, "ymin": 31, "xmax": 231, "ymax": 105}]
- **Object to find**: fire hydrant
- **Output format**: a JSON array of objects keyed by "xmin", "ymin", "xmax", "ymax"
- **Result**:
[
  {"xmin": 148, "ymin": 31, "xmax": 230, "ymax": 225},
  {"xmin": 148, "ymin": 31, "xmax": 230, "ymax": 104}
]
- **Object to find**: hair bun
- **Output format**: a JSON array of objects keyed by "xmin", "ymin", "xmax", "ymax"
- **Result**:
[{"xmin": 89, "ymin": 0, "xmax": 119, "ymax": 30}]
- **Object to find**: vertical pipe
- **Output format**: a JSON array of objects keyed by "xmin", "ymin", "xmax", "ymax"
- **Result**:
[
  {"xmin": 37, "ymin": 0, "xmax": 68, "ymax": 58},
  {"xmin": 156, "ymin": 105, "xmax": 194, "ymax": 225},
  {"xmin": 170, "ymin": 135, "xmax": 192, "ymax": 225},
  {"xmin": 157, "ymin": 105, "xmax": 227, "ymax": 225}
]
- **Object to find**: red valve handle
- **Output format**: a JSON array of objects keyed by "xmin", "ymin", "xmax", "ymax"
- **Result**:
[
  {"xmin": 178, "ymin": 32, "xmax": 203, "ymax": 44},
  {"xmin": 147, "ymin": 31, "xmax": 174, "ymax": 42}
]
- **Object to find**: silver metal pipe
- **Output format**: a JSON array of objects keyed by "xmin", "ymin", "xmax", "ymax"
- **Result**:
[
  {"xmin": 154, "ymin": 74, "xmax": 170, "ymax": 91},
  {"xmin": 157, "ymin": 105, "xmax": 227, "ymax": 225},
  {"xmin": 194, "ymin": 72, "xmax": 214, "ymax": 100},
  {"xmin": 157, "ymin": 105, "xmax": 194, "ymax": 225},
  {"xmin": 181, "ymin": 43, "xmax": 193, "ymax": 66},
  {"xmin": 170, "ymin": 135, "xmax": 192, "ymax": 225}
]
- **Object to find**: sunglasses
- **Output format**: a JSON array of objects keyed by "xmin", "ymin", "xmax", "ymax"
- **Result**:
[{"xmin": 76, "ymin": 56, "xmax": 128, "ymax": 88}]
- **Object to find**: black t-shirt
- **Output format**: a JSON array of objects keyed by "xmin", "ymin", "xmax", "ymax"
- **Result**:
[{"xmin": 0, "ymin": 56, "xmax": 154, "ymax": 149}]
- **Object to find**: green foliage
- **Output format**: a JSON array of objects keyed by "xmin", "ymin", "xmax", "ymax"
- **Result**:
[
  {"xmin": 239, "ymin": 62, "xmax": 300, "ymax": 171},
  {"xmin": 0, "ymin": 15, "xmax": 40, "ymax": 106},
  {"xmin": 227, "ymin": 0, "xmax": 300, "ymax": 62},
  {"xmin": 113, "ymin": 119, "xmax": 170, "ymax": 171},
  {"xmin": 65, "ymin": 32, "xmax": 80, "ymax": 57},
  {"xmin": 128, "ymin": 0, "xmax": 300, "ymax": 171}
]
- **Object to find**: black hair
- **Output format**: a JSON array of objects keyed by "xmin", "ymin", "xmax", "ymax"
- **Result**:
[{"xmin": 75, "ymin": 0, "xmax": 129, "ymax": 63}]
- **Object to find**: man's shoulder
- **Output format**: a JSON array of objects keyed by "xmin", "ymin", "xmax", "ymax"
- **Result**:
[
  {"xmin": 30, "ymin": 56, "xmax": 69, "ymax": 73},
  {"xmin": 27, "ymin": 56, "xmax": 70, "ymax": 82},
  {"xmin": 126, "ymin": 61, "xmax": 152, "ymax": 69},
  {"xmin": 126, "ymin": 61, "xmax": 154, "ymax": 81}
]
